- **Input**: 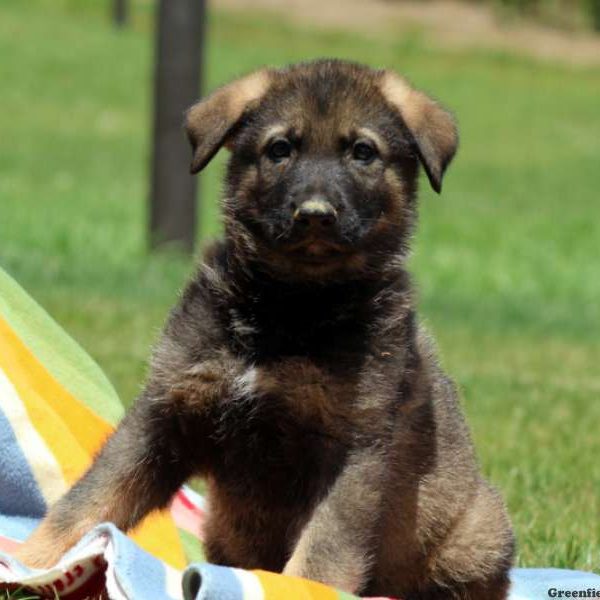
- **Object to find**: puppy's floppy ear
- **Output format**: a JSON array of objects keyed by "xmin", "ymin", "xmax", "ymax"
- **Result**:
[
  {"xmin": 380, "ymin": 71, "xmax": 458, "ymax": 193},
  {"xmin": 185, "ymin": 69, "xmax": 272, "ymax": 174}
]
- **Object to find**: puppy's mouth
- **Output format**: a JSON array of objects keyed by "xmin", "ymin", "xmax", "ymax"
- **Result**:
[{"xmin": 284, "ymin": 238, "xmax": 351, "ymax": 263}]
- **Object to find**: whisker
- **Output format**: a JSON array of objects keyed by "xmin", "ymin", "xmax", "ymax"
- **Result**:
[{"xmin": 274, "ymin": 225, "xmax": 294, "ymax": 242}]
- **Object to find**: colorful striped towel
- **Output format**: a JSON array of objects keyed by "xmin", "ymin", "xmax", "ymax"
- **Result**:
[{"xmin": 1, "ymin": 266, "xmax": 599, "ymax": 600}]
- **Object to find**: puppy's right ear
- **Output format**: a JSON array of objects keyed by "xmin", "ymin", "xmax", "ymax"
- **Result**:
[{"xmin": 185, "ymin": 69, "xmax": 272, "ymax": 174}]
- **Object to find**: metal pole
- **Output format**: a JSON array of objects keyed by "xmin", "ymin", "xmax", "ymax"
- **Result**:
[
  {"xmin": 150, "ymin": 0, "xmax": 205, "ymax": 252},
  {"xmin": 113, "ymin": 0, "xmax": 128, "ymax": 27}
]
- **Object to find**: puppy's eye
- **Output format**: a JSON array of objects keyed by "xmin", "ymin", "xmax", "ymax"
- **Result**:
[
  {"xmin": 267, "ymin": 139, "xmax": 292, "ymax": 161},
  {"xmin": 352, "ymin": 141, "xmax": 377, "ymax": 164}
]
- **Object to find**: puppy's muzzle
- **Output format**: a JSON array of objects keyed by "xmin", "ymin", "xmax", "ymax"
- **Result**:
[{"xmin": 293, "ymin": 197, "xmax": 338, "ymax": 233}]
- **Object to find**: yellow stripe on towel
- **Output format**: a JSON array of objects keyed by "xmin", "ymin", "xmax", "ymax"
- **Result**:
[
  {"xmin": 254, "ymin": 569, "xmax": 340, "ymax": 600},
  {"xmin": 130, "ymin": 514, "xmax": 187, "ymax": 569},
  {"xmin": 0, "ymin": 318, "xmax": 104, "ymax": 488},
  {"xmin": 0, "ymin": 366, "xmax": 68, "ymax": 505},
  {"xmin": 0, "ymin": 315, "xmax": 106, "ymax": 486}
]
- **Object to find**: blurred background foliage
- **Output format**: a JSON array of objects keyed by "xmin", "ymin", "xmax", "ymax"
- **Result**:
[{"xmin": 466, "ymin": 0, "xmax": 600, "ymax": 31}]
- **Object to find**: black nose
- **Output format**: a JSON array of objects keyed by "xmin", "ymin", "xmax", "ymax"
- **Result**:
[{"xmin": 293, "ymin": 198, "xmax": 338, "ymax": 230}]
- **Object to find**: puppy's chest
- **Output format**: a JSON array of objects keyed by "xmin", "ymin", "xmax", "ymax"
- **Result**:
[
  {"xmin": 223, "ymin": 357, "xmax": 358, "ymax": 442},
  {"xmin": 208, "ymin": 290, "xmax": 370, "ymax": 496},
  {"xmin": 211, "ymin": 358, "xmax": 358, "ymax": 498}
]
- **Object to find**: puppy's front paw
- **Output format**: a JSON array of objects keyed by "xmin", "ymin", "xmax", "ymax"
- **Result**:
[
  {"xmin": 13, "ymin": 518, "xmax": 95, "ymax": 569},
  {"xmin": 283, "ymin": 548, "xmax": 363, "ymax": 594},
  {"xmin": 14, "ymin": 530, "xmax": 67, "ymax": 569}
]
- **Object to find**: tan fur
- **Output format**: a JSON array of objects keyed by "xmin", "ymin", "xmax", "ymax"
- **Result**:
[
  {"xmin": 14, "ymin": 486, "xmax": 138, "ymax": 569},
  {"xmin": 186, "ymin": 69, "xmax": 271, "ymax": 173},
  {"xmin": 380, "ymin": 71, "xmax": 458, "ymax": 192},
  {"xmin": 15, "ymin": 519, "xmax": 89, "ymax": 568}
]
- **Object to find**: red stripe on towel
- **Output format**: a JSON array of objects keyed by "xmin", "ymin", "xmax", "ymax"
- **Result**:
[
  {"xmin": 171, "ymin": 489, "xmax": 206, "ymax": 540},
  {"xmin": 0, "ymin": 535, "xmax": 20, "ymax": 554}
]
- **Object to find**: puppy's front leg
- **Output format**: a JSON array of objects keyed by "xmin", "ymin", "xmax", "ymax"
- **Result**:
[
  {"xmin": 15, "ymin": 353, "xmax": 239, "ymax": 568},
  {"xmin": 283, "ymin": 442, "xmax": 390, "ymax": 593},
  {"xmin": 283, "ymin": 347, "xmax": 403, "ymax": 593},
  {"xmin": 14, "ymin": 386, "xmax": 196, "ymax": 568}
]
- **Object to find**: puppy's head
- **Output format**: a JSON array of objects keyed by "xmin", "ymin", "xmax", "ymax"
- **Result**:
[{"xmin": 186, "ymin": 60, "xmax": 458, "ymax": 280}]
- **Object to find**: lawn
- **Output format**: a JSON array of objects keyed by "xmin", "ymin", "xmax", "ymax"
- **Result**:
[{"xmin": 0, "ymin": 0, "xmax": 599, "ymax": 583}]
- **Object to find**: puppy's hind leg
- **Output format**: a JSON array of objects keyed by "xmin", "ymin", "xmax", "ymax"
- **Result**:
[
  {"xmin": 419, "ymin": 483, "xmax": 515, "ymax": 600},
  {"xmin": 405, "ymin": 573, "xmax": 511, "ymax": 600}
]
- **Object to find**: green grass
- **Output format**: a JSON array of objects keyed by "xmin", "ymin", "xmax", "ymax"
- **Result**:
[{"xmin": 0, "ymin": 0, "xmax": 599, "ymax": 582}]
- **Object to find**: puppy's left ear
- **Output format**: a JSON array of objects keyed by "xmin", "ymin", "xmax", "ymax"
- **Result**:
[
  {"xmin": 185, "ymin": 69, "xmax": 272, "ymax": 174},
  {"xmin": 380, "ymin": 72, "xmax": 458, "ymax": 193}
]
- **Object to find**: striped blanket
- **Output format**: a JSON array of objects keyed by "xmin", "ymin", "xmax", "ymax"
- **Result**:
[{"xmin": 0, "ymin": 266, "xmax": 598, "ymax": 600}]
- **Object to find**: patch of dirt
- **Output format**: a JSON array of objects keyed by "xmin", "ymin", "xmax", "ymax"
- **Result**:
[{"xmin": 215, "ymin": 0, "xmax": 600, "ymax": 67}]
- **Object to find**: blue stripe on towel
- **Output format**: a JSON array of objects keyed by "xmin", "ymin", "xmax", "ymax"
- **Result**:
[
  {"xmin": 88, "ymin": 524, "xmax": 175, "ymax": 600},
  {"xmin": 0, "ymin": 515, "xmax": 39, "ymax": 543},
  {"xmin": 510, "ymin": 568, "xmax": 600, "ymax": 599},
  {"xmin": 0, "ymin": 409, "xmax": 47, "ymax": 518}
]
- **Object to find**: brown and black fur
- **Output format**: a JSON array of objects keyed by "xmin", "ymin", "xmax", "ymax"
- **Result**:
[{"xmin": 17, "ymin": 60, "xmax": 514, "ymax": 599}]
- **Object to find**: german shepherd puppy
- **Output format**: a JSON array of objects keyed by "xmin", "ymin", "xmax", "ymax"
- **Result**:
[{"xmin": 18, "ymin": 60, "xmax": 514, "ymax": 599}]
